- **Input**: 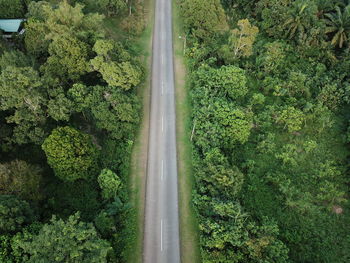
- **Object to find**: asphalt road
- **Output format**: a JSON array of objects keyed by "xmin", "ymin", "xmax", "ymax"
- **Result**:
[{"xmin": 143, "ymin": 0, "xmax": 180, "ymax": 261}]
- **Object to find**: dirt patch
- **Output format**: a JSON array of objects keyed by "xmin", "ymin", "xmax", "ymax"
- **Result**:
[{"xmin": 332, "ymin": 205, "xmax": 343, "ymax": 214}]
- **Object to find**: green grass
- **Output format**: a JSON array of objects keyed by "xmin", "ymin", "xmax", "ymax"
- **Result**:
[{"xmin": 172, "ymin": 0, "xmax": 201, "ymax": 262}]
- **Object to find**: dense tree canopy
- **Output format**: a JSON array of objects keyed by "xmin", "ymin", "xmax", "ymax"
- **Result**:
[
  {"xmin": 181, "ymin": 0, "xmax": 350, "ymax": 261},
  {"xmin": 17, "ymin": 213, "xmax": 112, "ymax": 263},
  {"xmin": 0, "ymin": 0, "xmax": 145, "ymax": 261},
  {"xmin": 0, "ymin": 0, "xmax": 25, "ymax": 18}
]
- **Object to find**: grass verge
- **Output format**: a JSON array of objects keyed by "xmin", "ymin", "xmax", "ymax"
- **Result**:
[
  {"xmin": 172, "ymin": 1, "xmax": 201, "ymax": 262},
  {"xmin": 127, "ymin": 0, "xmax": 154, "ymax": 262}
]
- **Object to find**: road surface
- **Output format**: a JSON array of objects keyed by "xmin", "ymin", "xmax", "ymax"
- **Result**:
[{"xmin": 143, "ymin": 0, "xmax": 180, "ymax": 261}]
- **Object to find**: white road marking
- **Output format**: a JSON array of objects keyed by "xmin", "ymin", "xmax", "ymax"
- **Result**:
[
  {"xmin": 161, "ymin": 219, "xmax": 163, "ymax": 251},
  {"xmin": 161, "ymin": 160, "xmax": 164, "ymax": 181},
  {"xmin": 162, "ymin": 115, "xmax": 164, "ymax": 132}
]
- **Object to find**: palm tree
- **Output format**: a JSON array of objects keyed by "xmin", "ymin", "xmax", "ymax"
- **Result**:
[
  {"xmin": 315, "ymin": 0, "xmax": 343, "ymax": 17},
  {"xmin": 325, "ymin": 5, "xmax": 350, "ymax": 48},
  {"xmin": 283, "ymin": 1, "xmax": 317, "ymax": 42}
]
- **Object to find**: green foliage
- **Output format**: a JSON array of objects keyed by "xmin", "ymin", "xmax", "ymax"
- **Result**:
[
  {"xmin": 98, "ymin": 169, "xmax": 122, "ymax": 200},
  {"xmin": 120, "ymin": 3, "xmax": 146, "ymax": 36},
  {"xmin": 0, "ymin": 50, "xmax": 32, "ymax": 70},
  {"xmin": 220, "ymin": 19, "xmax": 259, "ymax": 62},
  {"xmin": 24, "ymin": 18, "xmax": 50, "ymax": 58},
  {"xmin": 0, "ymin": 0, "xmax": 25, "ymax": 18},
  {"xmin": 42, "ymin": 35, "xmax": 90, "ymax": 82},
  {"xmin": 6, "ymin": 222, "xmax": 42, "ymax": 262},
  {"xmin": 17, "ymin": 213, "xmax": 112, "ymax": 263},
  {"xmin": 94, "ymin": 210, "xmax": 116, "ymax": 238},
  {"xmin": 95, "ymin": 0, "xmax": 127, "ymax": 17},
  {"xmin": 193, "ymin": 65, "xmax": 248, "ymax": 99},
  {"xmin": 42, "ymin": 126, "xmax": 97, "ymax": 182},
  {"xmin": 258, "ymin": 41, "xmax": 292, "ymax": 74},
  {"xmin": 0, "ymin": 0, "xmax": 146, "ymax": 261},
  {"xmin": 87, "ymin": 85, "xmax": 140, "ymax": 140},
  {"xmin": 67, "ymin": 83, "xmax": 91, "ymax": 112},
  {"xmin": 182, "ymin": 0, "xmax": 350, "ymax": 261},
  {"xmin": 259, "ymin": 0, "xmax": 322, "ymax": 45},
  {"xmin": 195, "ymin": 148, "xmax": 244, "ymax": 199},
  {"xmin": 276, "ymin": 106, "xmax": 305, "ymax": 132},
  {"xmin": 0, "ymin": 65, "xmax": 47, "ymax": 144},
  {"xmin": 181, "ymin": 0, "xmax": 227, "ymax": 40},
  {"xmin": 0, "ymin": 160, "xmax": 43, "ymax": 201},
  {"xmin": 325, "ymin": 5, "xmax": 350, "ymax": 48},
  {"xmin": 91, "ymin": 40, "xmax": 142, "ymax": 90},
  {"xmin": 282, "ymin": 1, "xmax": 319, "ymax": 42},
  {"xmin": 194, "ymin": 195, "xmax": 289, "ymax": 263},
  {"xmin": 0, "ymin": 195, "xmax": 35, "ymax": 234},
  {"xmin": 25, "ymin": 0, "xmax": 105, "ymax": 59},
  {"xmin": 213, "ymin": 101, "xmax": 252, "ymax": 145},
  {"xmin": 0, "ymin": 234, "xmax": 13, "ymax": 262},
  {"xmin": 46, "ymin": 180, "xmax": 101, "ymax": 221}
]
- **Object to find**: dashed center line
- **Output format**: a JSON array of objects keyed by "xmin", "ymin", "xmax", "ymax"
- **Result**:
[
  {"xmin": 161, "ymin": 159, "xmax": 164, "ymax": 181},
  {"xmin": 161, "ymin": 219, "xmax": 163, "ymax": 252},
  {"xmin": 161, "ymin": 115, "xmax": 164, "ymax": 132}
]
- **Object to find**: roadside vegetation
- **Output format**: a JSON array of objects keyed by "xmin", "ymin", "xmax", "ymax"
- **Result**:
[
  {"xmin": 0, "ymin": 0, "xmax": 148, "ymax": 262},
  {"xmin": 180, "ymin": 0, "xmax": 350, "ymax": 262},
  {"xmin": 173, "ymin": 0, "xmax": 201, "ymax": 262}
]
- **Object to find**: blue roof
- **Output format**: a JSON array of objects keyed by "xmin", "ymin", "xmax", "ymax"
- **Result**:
[{"xmin": 0, "ymin": 19, "xmax": 24, "ymax": 33}]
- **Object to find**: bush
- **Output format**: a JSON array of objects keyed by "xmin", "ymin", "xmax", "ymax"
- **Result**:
[{"xmin": 98, "ymin": 169, "xmax": 122, "ymax": 200}]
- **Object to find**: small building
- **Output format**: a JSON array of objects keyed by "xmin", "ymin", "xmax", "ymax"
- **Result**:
[{"xmin": 0, "ymin": 19, "xmax": 25, "ymax": 39}]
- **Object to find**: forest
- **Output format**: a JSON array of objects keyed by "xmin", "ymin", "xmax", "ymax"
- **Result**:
[
  {"xmin": 0, "ymin": 0, "xmax": 146, "ymax": 262},
  {"xmin": 180, "ymin": 0, "xmax": 350, "ymax": 262}
]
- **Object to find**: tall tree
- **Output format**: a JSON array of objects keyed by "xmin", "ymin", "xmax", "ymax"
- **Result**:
[
  {"xmin": 42, "ymin": 126, "xmax": 97, "ymax": 182},
  {"xmin": 181, "ymin": 0, "xmax": 227, "ymax": 40},
  {"xmin": 220, "ymin": 19, "xmax": 259, "ymax": 62}
]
